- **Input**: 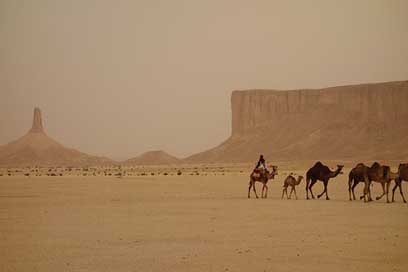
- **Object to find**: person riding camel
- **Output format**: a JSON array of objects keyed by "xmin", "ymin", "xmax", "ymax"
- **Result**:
[{"xmin": 254, "ymin": 154, "xmax": 268, "ymax": 177}]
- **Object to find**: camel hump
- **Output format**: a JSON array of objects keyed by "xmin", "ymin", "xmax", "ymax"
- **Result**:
[
  {"xmin": 371, "ymin": 162, "xmax": 380, "ymax": 168},
  {"xmin": 314, "ymin": 161, "xmax": 323, "ymax": 167}
]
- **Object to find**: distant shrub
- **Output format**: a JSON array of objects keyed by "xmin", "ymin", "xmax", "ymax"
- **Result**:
[
  {"xmin": 177, "ymin": 170, "xmax": 182, "ymax": 175},
  {"xmin": 163, "ymin": 172, "xmax": 168, "ymax": 176}
]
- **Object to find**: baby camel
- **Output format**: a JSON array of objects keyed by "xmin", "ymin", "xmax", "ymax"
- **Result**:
[{"xmin": 282, "ymin": 174, "xmax": 304, "ymax": 200}]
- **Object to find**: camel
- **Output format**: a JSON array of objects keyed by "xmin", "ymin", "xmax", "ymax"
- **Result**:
[
  {"xmin": 248, "ymin": 166, "xmax": 278, "ymax": 198},
  {"xmin": 358, "ymin": 162, "xmax": 395, "ymax": 203},
  {"xmin": 392, "ymin": 163, "xmax": 408, "ymax": 203},
  {"xmin": 305, "ymin": 162, "xmax": 344, "ymax": 200},
  {"xmin": 282, "ymin": 174, "xmax": 304, "ymax": 200},
  {"xmin": 348, "ymin": 163, "xmax": 372, "ymax": 201}
]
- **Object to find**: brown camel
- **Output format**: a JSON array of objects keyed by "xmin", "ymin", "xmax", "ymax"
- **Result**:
[
  {"xmin": 305, "ymin": 162, "xmax": 344, "ymax": 200},
  {"xmin": 282, "ymin": 174, "xmax": 304, "ymax": 200},
  {"xmin": 348, "ymin": 163, "xmax": 372, "ymax": 201},
  {"xmin": 392, "ymin": 163, "xmax": 408, "ymax": 203},
  {"xmin": 358, "ymin": 162, "xmax": 395, "ymax": 203},
  {"xmin": 248, "ymin": 166, "xmax": 278, "ymax": 198}
]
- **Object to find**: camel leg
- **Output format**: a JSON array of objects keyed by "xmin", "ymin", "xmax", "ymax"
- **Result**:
[
  {"xmin": 351, "ymin": 181, "xmax": 359, "ymax": 201},
  {"xmin": 306, "ymin": 178, "xmax": 310, "ymax": 200},
  {"xmin": 261, "ymin": 184, "xmax": 265, "ymax": 198},
  {"xmin": 318, "ymin": 180, "xmax": 329, "ymax": 200},
  {"xmin": 263, "ymin": 183, "xmax": 268, "ymax": 198},
  {"xmin": 309, "ymin": 179, "xmax": 317, "ymax": 199},
  {"xmin": 289, "ymin": 187, "xmax": 294, "ymax": 199},
  {"xmin": 264, "ymin": 184, "xmax": 268, "ymax": 198},
  {"xmin": 386, "ymin": 181, "xmax": 390, "ymax": 203},
  {"xmin": 392, "ymin": 179, "xmax": 399, "ymax": 202},
  {"xmin": 317, "ymin": 180, "xmax": 326, "ymax": 199},
  {"xmin": 399, "ymin": 182, "xmax": 407, "ymax": 203},
  {"xmin": 376, "ymin": 183, "xmax": 386, "ymax": 201},
  {"xmin": 281, "ymin": 187, "xmax": 285, "ymax": 199},
  {"xmin": 360, "ymin": 179, "xmax": 371, "ymax": 202},
  {"xmin": 348, "ymin": 176, "xmax": 353, "ymax": 201},
  {"xmin": 293, "ymin": 186, "xmax": 298, "ymax": 200},
  {"xmin": 325, "ymin": 182, "xmax": 330, "ymax": 200},
  {"xmin": 248, "ymin": 181, "xmax": 252, "ymax": 198},
  {"xmin": 367, "ymin": 182, "xmax": 373, "ymax": 201},
  {"xmin": 252, "ymin": 182, "xmax": 259, "ymax": 199}
]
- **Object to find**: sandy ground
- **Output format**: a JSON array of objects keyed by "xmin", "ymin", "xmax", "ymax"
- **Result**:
[{"xmin": 1, "ymin": 170, "xmax": 407, "ymax": 272}]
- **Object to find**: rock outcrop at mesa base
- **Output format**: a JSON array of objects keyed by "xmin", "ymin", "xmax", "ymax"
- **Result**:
[
  {"xmin": 0, "ymin": 108, "xmax": 114, "ymax": 167},
  {"xmin": 186, "ymin": 81, "xmax": 408, "ymax": 163}
]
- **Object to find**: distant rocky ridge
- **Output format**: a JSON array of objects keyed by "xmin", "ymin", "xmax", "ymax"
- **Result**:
[
  {"xmin": 0, "ymin": 108, "xmax": 114, "ymax": 167},
  {"xmin": 2, "ymin": 81, "xmax": 407, "ymax": 167},
  {"xmin": 186, "ymin": 81, "xmax": 408, "ymax": 163},
  {"xmin": 123, "ymin": 150, "xmax": 181, "ymax": 166}
]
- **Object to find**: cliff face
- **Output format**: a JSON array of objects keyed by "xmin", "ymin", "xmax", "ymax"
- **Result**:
[{"xmin": 187, "ymin": 81, "xmax": 408, "ymax": 163}]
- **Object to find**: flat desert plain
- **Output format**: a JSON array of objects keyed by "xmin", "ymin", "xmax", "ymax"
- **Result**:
[{"xmin": 1, "ymin": 167, "xmax": 407, "ymax": 272}]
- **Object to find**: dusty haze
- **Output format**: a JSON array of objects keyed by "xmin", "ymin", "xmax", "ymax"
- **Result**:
[{"xmin": 1, "ymin": 0, "xmax": 408, "ymax": 160}]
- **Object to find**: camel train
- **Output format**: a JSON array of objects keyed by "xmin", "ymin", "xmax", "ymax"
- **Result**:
[{"xmin": 248, "ymin": 161, "xmax": 408, "ymax": 203}]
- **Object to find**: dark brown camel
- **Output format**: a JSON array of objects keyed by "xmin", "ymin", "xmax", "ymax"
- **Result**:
[
  {"xmin": 348, "ymin": 163, "xmax": 372, "ymax": 201},
  {"xmin": 305, "ymin": 162, "xmax": 344, "ymax": 200},
  {"xmin": 248, "ymin": 166, "xmax": 278, "ymax": 198},
  {"xmin": 358, "ymin": 162, "xmax": 395, "ymax": 203},
  {"xmin": 392, "ymin": 163, "xmax": 408, "ymax": 203},
  {"xmin": 282, "ymin": 174, "xmax": 303, "ymax": 200}
]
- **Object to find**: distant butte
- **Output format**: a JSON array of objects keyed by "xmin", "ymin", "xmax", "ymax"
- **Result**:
[
  {"xmin": 123, "ymin": 150, "xmax": 180, "ymax": 166},
  {"xmin": 0, "ymin": 108, "xmax": 114, "ymax": 167},
  {"xmin": 185, "ymin": 80, "xmax": 408, "ymax": 163}
]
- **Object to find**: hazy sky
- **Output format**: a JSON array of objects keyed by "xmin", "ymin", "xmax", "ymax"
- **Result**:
[{"xmin": 1, "ymin": 0, "xmax": 407, "ymax": 160}]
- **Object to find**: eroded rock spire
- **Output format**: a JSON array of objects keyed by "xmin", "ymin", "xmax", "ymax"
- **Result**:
[{"xmin": 29, "ymin": 107, "xmax": 44, "ymax": 133}]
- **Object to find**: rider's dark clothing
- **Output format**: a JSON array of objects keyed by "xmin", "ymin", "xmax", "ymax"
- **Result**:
[{"xmin": 255, "ymin": 156, "xmax": 266, "ymax": 169}]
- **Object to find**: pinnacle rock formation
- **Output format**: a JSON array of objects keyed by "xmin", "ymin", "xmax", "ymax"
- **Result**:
[
  {"xmin": 0, "ymin": 108, "xmax": 114, "ymax": 167},
  {"xmin": 185, "ymin": 80, "xmax": 408, "ymax": 163},
  {"xmin": 123, "ymin": 150, "xmax": 180, "ymax": 166},
  {"xmin": 29, "ymin": 107, "xmax": 44, "ymax": 133}
]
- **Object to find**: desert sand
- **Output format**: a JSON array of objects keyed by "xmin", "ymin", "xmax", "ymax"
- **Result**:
[{"xmin": 1, "ymin": 166, "xmax": 407, "ymax": 272}]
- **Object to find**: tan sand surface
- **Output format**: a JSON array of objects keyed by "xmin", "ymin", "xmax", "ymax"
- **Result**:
[{"xmin": 1, "ymin": 171, "xmax": 407, "ymax": 272}]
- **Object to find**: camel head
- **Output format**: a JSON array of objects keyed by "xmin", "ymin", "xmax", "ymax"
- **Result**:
[
  {"xmin": 337, "ymin": 165, "xmax": 344, "ymax": 174},
  {"xmin": 296, "ymin": 175, "xmax": 304, "ymax": 185},
  {"xmin": 270, "ymin": 165, "xmax": 278, "ymax": 175},
  {"xmin": 399, "ymin": 163, "xmax": 408, "ymax": 170}
]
